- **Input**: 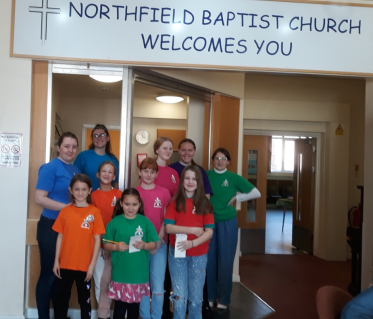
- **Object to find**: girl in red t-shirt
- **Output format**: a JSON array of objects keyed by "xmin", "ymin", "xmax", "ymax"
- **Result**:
[
  {"xmin": 164, "ymin": 165, "xmax": 214, "ymax": 319},
  {"xmin": 92, "ymin": 161, "xmax": 122, "ymax": 319}
]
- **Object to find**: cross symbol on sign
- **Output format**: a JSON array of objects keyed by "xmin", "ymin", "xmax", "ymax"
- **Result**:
[{"xmin": 29, "ymin": 0, "xmax": 61, "ymax": 43}]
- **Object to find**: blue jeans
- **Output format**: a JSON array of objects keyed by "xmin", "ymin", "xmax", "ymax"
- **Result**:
[
  {"xmin": 140, "ymin": 242, "xmax": 167, "ymax": 319},
  {"xmin": 207, "ymin": 217, "xmax": 238, "ymax": 306},
  {"xmin": 168, "ymin": 247, "xmax": 207, "ymax": 319},
  {"xmin": 36, "ymin": 215, "xmax": 59, "ymax": 319},
  {"xmin": 341, "ymin": 286, "xmax": 373, "ymax": 318}
]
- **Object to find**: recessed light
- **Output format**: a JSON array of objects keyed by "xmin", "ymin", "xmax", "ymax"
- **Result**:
[
  {"xmin": 89, "ymin": 75, "xmax": 122, "ymax": 83},
  {"xmin": 156, "ymin": 96, "xmax": 184, "ymax": 104}
]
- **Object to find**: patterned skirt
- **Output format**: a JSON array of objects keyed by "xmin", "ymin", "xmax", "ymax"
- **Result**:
[{"xmin": 107, "ymin": 281, "xmax": 150, "ymax": 303}]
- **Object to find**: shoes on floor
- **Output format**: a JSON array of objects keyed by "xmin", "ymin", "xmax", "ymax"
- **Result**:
[
  {"xmin": 208, "ymin": 301, "xmax": 214, "ymax": 307},
  {"xmin": 217, "ymin": 303, "xmax": 228, "ymax": 310}
]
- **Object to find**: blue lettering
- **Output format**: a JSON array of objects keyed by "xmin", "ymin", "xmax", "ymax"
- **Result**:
[
  {"xmin": 150, "ymin": 8, "xmax": 159, "ymax": 22},
  {"xmin": 338, "ymin": 20, "xmax": 348, "ymax": 33},
  {"xmin": 161, "ymin": 7, "xmax": 171, "ymax": 23},
  {"xmin": 237, "ymin": 40, "xmax": 247, "ymax": 53},
  {"xmin": 112, "ymin": 5, "xmax": 124, "ymax": 19},
  {"xmin": 254, "ymin": 40, "xmax": 265, "ymax": 54},
  {"xmin": 266, "ymin": 41, "xmax": 279, "ymax": 55},
  {"xmin": 272, "ymin": 15, "xmax": 284, "ymax": 29},
  {"xmin": 139, "ymin": 7, "xmax": 149, "ymax": 22},
  {"xmin": 300, "ymin": 17, "xmax": 312, "ymax": 31},
  {"xmin": 141, "ymin": 34, "xmax": 159, "ymax": 49},
  {"xmin": 182, "ymin": 37, "xmax": 192, "ymax": 50},
  {"xmin": 289, "ymin": 17, "xmax": 299, "ymax": 30},
  {"xmin": 214, "ymin": 12, "xmax": 224, "ymax": 26},
  {"xmin": 194, "ymin": 37, "xmax": 207, "ymax": 51},
  {"xmin": 125, "ymin": 6, "xmax": 137, "ymax": 21},
  {"xmin": 314, "ymin": 18, "xmax": 325, "ymax": 32},
  {"xmin": 100, "ymin": 4, "xmax": 110, "ymax": 19},
  {"xmin": 85, "ymin": 4, "xmax": 98, "ymax": 19},
  {"xmin": 172, "ymin": 36, "xmax": 180, "ymax": 50},
  {"xmin": 227, "ymin": 12, "xmax": 235, "ymax": 26},
  {"xmin": 208, "ymin": 38, "xmax": 223, "ymax": 52},
  {"xmin": 225, "ymin": 38, "xmax": 235, "ymax": 53},
  {"xmin": 69, "ymin": 2, "xmax": 82, "ymax": 17},
  {"xmin": 350, "ymin": 20, "xmax": 361, "ymax": 34},
  {"xmin": 281, "ymin": 42, "xmax": 292, "ymax": 56},
  {"xmin": 184, "ymin": 10, "xmax": 194, "ymax": 25},
  {"xmin": 172, "ymin": 9, "xmax": 181, "ymax": 24},
  {"xmin": 202, "ymin": 10, "xmax": 211, "ymax": 25},
  {"xmin": 237, "ymin": 13, "xmax": 248, "ymax": 27},
  {"xmin": 259, "ymin": 15, "xmax": 270, "ymax": 29},
  {"xmin": 327, "ymin": 19, "xmax": 337, "ymax": 32},
  {"xmin": 248, "ymin": 14, "xmax": 258, "ymax": 28},
  {"xmin": 160, "ymin": 34, "xmax": 170, "ymax": 50}
]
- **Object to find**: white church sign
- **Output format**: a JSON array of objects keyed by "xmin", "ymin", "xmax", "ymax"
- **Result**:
[{"xmin": 12, "ymin": 0, "xmax": 373, "ymax": 75}]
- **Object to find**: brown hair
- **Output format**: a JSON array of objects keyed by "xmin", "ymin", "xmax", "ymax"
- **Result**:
[
  {"xmin": 112, "ymin": 188, "xmax": 145, "ymax": 218},
  {"xmin": 153, "ymin": 137, "xmax": 173, "ymax": 156},
  {"xmin": 89, "ymin": 124, "xmax": 116, "ymax": 159},
  {"xmin": 174, "ymin": 165, "xmax": 212, "ymax": 215},
  {"xmin": 212, "ymin": 147, "xmax": 231, "ymax": 161},
  {"xmin": 178, "ymin": 138, "xmax": 198, "ymax": 166},
  {"xmin": 139, "ymin": 157, "xmax": 158, "ymax": 172},
  {"xmin": 57, "ymin": 132, "xmax": 79, "ymax": 147},
  {"xmin": 97, "ymin": 160, "xmax": 117, "ymax": 175},
  {"xmin": 69, "ymin": 174, "xmax": 92, "ymax": 204}
]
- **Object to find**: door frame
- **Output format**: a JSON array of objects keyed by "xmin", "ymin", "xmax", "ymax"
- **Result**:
[{"xmin": 243, "ymin": 128, "xmax": 323, "ymax": 258}]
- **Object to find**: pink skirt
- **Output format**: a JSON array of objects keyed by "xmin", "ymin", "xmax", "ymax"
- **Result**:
[{"xmin": 107, "ymin": 281, "xmax": 150, "ymax": 303}]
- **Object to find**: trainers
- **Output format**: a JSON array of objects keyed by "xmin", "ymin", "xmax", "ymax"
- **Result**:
[
  {"xmin": 217, "ymin": 303, "xmax": 227, "ymax": 310},
  {"xmin": 208, "ymin": 301, "xmax": 214, "ymax": 308}
]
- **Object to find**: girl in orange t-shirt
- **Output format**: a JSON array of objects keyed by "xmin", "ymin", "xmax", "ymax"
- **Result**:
[
  {"xmin": 52, "ymin": 174, "xmax": 105, "ymax": 319},
  {"xmin": 92, "ymin": 161, "xmax": 122, "ymax": 319}
]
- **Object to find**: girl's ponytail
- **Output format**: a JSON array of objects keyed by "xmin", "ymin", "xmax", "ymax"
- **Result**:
[
  {"xmin": 112, "ymin": 200, "xmax": 123, "ymax": 219},
  {"xmin": 111, "ymin": 188, "xmax": 145, "ymax": 219}
]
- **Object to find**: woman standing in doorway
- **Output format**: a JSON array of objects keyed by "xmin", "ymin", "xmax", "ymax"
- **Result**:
[
  {"xmin": 34, "ymin": 132, "xmax": 80, "ymax": 319},
  {"xmin": 206, "ymin": 147, "xmax": 261, "ymax": 309},
  {"xmin": 74, "ymin": 124, "xmax": 119, "ymax": 191}
]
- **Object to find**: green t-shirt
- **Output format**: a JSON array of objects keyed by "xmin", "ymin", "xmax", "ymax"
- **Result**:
[
  {"xmin": 104, "ymin": 214, "xmax": 158, "ymax": 284},
  {"xmin": 207, "ymin": 170, "xmax": 255, "ymax": 222}
]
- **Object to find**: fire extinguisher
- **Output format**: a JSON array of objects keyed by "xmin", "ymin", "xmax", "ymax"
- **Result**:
[{"xmin": 348, "ymin": 205, "xmax": 362, "ymax": 228}]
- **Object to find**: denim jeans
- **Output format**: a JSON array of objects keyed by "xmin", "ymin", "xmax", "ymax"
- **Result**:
[
  {"xmin": 36, "ymin": 215, "xmax": 59, "ymax": 319},
  {"xmin": 168, "ymin": 247, "xmax": 207, "ymax": 319},
  {"xmin": 140, "ymin": 242, "xmax": 167, "ymax": 319},
  {"xmin": 341, "ymin": 286, "xmax": 373, "ymax": 318},
  {"xmin": 207, "ymin": 217, "xmax": 238, "ymax": 306}
]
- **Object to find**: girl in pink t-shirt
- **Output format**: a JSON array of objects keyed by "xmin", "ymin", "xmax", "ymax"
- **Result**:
[{"xmin": 135, "ymin": 157, "xmax": 171, "ymax": 319}]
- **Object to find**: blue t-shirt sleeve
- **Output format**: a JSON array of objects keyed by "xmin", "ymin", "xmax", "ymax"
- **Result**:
[
  {"xmin": 36, "ymin": 163, "xmax": 56, "ymax": 192},
  {"xmin": 73, "ymin": 152, "xmax": 85, "ymax": 173}
]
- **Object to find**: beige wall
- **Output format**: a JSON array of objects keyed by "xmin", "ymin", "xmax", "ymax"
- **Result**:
[{"xmin": 0, "ymin": 0, "xmax": 32, "ymax": 316}]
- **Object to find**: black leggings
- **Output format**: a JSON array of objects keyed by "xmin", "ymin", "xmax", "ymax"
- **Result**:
[{"xmin": 113, "ymin": 300, "xmax": 140, "ymax": 319}]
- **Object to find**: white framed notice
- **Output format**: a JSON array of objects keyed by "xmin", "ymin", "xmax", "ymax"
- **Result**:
[{"xmin": 0, "ymin": 133, "xmax": 23, "ymax": 168}]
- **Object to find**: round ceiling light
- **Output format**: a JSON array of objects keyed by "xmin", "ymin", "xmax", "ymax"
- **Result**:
[
  {"xmin": 89, "ymin": 75, "xmax": 123, "ymax": 83},
  {"xmin": 156, "ymin": 96, "xmax": 184, "ymax": 104}
]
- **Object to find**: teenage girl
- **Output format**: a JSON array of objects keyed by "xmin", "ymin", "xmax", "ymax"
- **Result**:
[
  {"xmin": 92, "ymin": 161, "xmax": 123, "ymax": 319},
  {"xmin": 52, "ymin": 174, "xmax": 105, "ymax": 319},
  {"xmin": 135, "ymin": 157, "xmax": 171, "ymax": 319},
  {"xmin": 153, "ymin": 137, "xmax": 180, "ymax": 197},
  {"xmin": 103, "ymin": 188, "xmax": 159, "ymax": 319},
  {"xmin": 164, "ymin": 165, "xmax": 214, "ymax": 319}
]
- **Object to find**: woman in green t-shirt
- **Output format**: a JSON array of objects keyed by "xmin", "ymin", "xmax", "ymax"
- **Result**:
[{"xmin": 206, "ymin": 148, "xmax": 261, "ymax": 310}]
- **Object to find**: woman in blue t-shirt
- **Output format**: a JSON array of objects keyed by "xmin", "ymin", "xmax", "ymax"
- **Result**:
[
  {"xmin": 34, "ymin": 132, "xmax": 80, "ymax": 319},
  {"xmin": 74, "ymin": 124, "xmax": 119, "ymax": 191}
]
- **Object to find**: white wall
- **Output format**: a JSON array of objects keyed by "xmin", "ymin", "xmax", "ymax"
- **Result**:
[{"xmin": 0, "ymin": 0, "xmax": 32, "ymax": 316}]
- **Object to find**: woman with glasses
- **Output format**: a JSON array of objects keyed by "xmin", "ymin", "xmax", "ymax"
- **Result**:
[
  {"xmin": 74, "ymin": 124, "xmax": 119, "ymax": 190},
  {"xmin": 206, "ymin": 147, "xmax": 261, "ymax": 310}
]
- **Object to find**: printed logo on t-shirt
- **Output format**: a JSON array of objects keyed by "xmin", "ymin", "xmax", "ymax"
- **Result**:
[
  {"xmin": 135, "ymin": 226, "xmax": 144, "ymax": 236},
  {"xmin": 222, "ymin": 179, "xmax": 229, "ymax": 187},
  {"xmin": 154, "ymin": 197, "xmax": 162, "ymax": 208},
  {"xmin": 111, "ymin": 196, "xmax": 117, "ymax": 207},
  {"xmin": 171, "ymin": 175, "xmax": 176, "ymax": 183},
  {"xmin": 192, "ymin": 206, "xmax": 196, "ymax": 214},
  {"xmin": 81, "ymin": 214, "xmax": 94, "ymax": 229}
]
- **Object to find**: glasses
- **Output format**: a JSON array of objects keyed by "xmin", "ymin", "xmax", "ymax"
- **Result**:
[
  {"xmin": 215, "ymin": 157, "xmax": 228, "ymax": 161},
  {"xmin": 93, "ymin": 133, "xmax": 107, "ymax": 139}
]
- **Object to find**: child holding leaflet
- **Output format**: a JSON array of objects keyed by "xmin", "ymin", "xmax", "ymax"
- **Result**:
[
  {"xmin": 52, "ymin": 174, "xmax": 105, "ymax": 319},
  {"xmin": 103, "ymin": 188, "xmax": 159, "ymax": 319},
  {"xmin": 164, "ymin": 166, "xmax": 214, "ymax": 319},
  {"xmin": 92, "ymin": 161, "xmax": 122, "ymax": 319}
]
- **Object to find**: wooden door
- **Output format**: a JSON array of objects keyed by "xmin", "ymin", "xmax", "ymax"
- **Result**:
[
  {"xmin": 292, "ymin": 138, "xmax": 316, "ymax": 254},
  {"xmin": 238, "ymin": 135, "xmax": 269, "ymax": 254}
]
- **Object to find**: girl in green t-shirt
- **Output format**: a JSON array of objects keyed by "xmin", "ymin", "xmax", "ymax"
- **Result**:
[{"xmin": 103, "ymin": 188, "xmax": 158, "ymax": 319}]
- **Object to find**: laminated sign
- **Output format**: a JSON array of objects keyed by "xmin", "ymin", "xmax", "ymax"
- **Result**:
[{"xmin": 0, "ymin": 133, "xmax": 23, "ymax": 168}]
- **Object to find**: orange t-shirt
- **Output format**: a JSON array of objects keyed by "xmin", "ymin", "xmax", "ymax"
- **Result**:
[
  {"xmin": 52, "ymin": 204, "xmax": 105, "ymax": 272},
  {"xmin": 92, "ymin": 188, "xmax": 122, "ymax": 227}
]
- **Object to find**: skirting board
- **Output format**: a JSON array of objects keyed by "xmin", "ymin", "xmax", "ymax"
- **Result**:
[
  {"xmin": 25, "ymin": 309, "xmax": 113, "ymax": 319},
  {"xmin": 233, "ymin": 274, "xmax": 240, "ymax": 282}
]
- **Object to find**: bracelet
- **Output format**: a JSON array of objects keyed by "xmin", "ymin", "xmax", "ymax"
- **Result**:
[{"xmin": 191, "ymin": 240, "xmax": 194, "ymax": 247}]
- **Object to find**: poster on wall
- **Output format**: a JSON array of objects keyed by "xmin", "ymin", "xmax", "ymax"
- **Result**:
[{"xmin": 0, "ymin": 133, "xmax": 23, "ymax": 168}]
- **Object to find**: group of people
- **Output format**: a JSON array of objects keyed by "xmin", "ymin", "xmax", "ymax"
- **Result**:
[{"xmin": 35, "ymin": 124, "xmax": 261, "ymax": 319}]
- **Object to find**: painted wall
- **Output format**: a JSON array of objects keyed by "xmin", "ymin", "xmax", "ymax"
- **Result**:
[{"xmin": 0, "ymin": 0, "xmax": 32, "ymax": 316}]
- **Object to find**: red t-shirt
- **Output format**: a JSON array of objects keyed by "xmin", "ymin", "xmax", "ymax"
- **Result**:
[
  {"xmin": 154, "ymin": 166, "xmax": 180, "ymax": 197},
  {"xmin": 164, "ymin": 199, "xmax": 214, "ymax": 256},
  {"xmin": 52, "ymin": 204, "xmax": 106, "ymax": 271},
  {"xmin": 92, "ymin": 188, "xmax": 123, "ymax": 227}
]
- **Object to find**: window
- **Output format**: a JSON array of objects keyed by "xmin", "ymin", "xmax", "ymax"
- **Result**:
[{"xmin": 271, "ymin": 136, "xmax": 298, "ymax": 173}]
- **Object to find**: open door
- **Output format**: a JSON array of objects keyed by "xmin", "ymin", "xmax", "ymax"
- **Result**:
[
  {"xmin": 292, "ymin": 138, "xmax": 316, "ymax": 254},
  {"xmin": 238, "ymin": 135, "xmax": 269, "ymax": 254}
]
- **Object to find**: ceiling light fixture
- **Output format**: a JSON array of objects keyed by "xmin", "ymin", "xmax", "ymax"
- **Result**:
[
  {"xmin": 89, "ymin": 75, "xmax": 123, "ymax": 83},
  {"xmin": 156, "ymin": 96, "xmax": 184, "ymax": 104}
]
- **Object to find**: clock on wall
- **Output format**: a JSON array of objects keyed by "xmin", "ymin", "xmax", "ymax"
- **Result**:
[{"xmin": 135, "ymin": 130, "xmax": 150, "ymax": 145}]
